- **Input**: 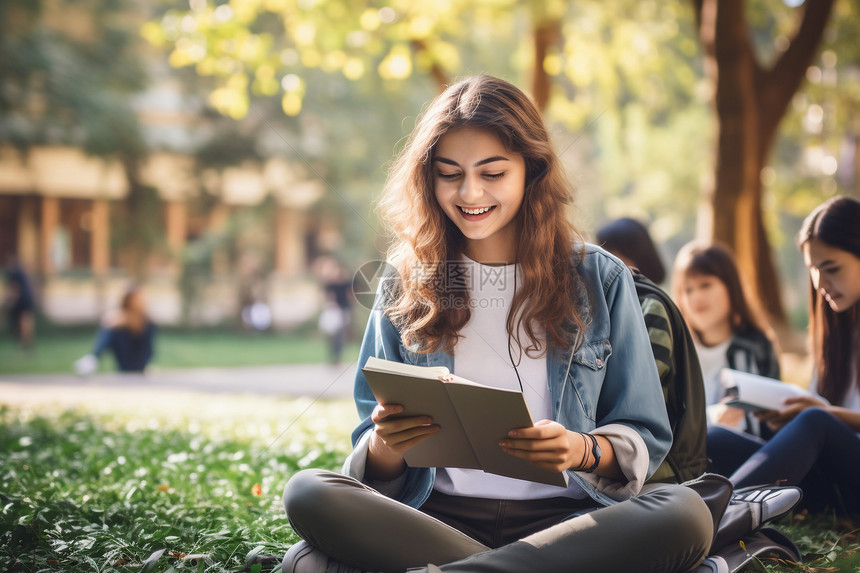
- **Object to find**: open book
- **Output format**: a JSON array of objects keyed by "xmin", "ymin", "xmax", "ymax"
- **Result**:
[
  {"xmin": 720, "ymin": 368, "xmax": 817, "ymax": 412},
  {"xmin": 361, "ymin": 356, "xmax": 569, "ymax": 487}
]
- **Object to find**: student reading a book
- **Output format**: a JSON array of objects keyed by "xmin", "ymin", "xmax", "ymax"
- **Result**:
[
  {"xmin": 280, "ymin": 75, "xmax": 713, "ymax": 573},
  {"xmin": 672, "ymin": 242, "xmax": 780, "ymax": 435},
  {"xmin": 707, "ymin": 196, "xmax": 860, "ymax": 514}
]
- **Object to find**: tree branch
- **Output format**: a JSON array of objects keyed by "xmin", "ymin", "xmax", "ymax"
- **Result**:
[
  {"xmin": 756, "ymin": 0, "xmax": 836, "ymax": 147},
  {"xmin": 691, "ymin": 0, "xmax": 705, "ymax": 40},
  {"xmin": 410, "ymin": 39, "xmax": 448, "ymax": 93}
]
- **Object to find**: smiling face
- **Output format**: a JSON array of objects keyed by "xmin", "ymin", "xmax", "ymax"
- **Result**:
[
  {"xmin": 433, "ymin": 127, "xmax": 527, "ymax": 264},
  {"xmin": 803, "ymin": 238, "xmax": 860, "ymax": 313},
  {"xmin": 676, "ymin": 272, "xmax": 733, "ymax": 345}
]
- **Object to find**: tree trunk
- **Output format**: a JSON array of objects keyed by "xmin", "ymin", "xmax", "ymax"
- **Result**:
[
  {"xmin": 531, "ymin": 19, "xmax": 561, "ymax": 112},
  {"xmin": 119, "ymin": 154, "xmax": 150, "ymax": 281},
  {"xmin": 694, "ymin": 0, "xmax": 835, "ymax": 329}
]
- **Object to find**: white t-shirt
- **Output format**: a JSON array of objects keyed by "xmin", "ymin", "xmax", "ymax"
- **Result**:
[
  {"xmin": 826, "ymin": 348, "xmax": 860, "ymax": 411},
  {"xmin": 842, "ymin": 384, "xmax": 860, "ymax": 411},
  {"xmin": 433, "ymin": 255, "xmax": 588, "ymax": 500},
  {"xmin": 695, "ymin": 338, "xmax": 732, "ymax": 406}
]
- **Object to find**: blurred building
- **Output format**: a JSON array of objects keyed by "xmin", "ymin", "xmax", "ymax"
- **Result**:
[
  {"xmin": 0, "ymin": 146, "xmax": 329, "ymax": 328},
  {"xmin": 0, "ymin": 1, "xmax": 337, "ymax": 329}
]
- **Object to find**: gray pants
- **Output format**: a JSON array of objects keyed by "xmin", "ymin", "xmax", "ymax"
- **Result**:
[{"xmin": 284, "ymin": 469, "xmax": 712, "ymax": 573}]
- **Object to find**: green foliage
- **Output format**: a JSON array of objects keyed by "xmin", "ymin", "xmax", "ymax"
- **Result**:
[
  {"xmin": 146, "ymin": 0, "xmax": 860, "ymax": 245},
  {"xmin": 0, "ymin": 0, "xmax": 148, "ymax": 156},
  {"xmin": 145, "ymin": 0, "xmax": 720, "ymax": 249},
  {"xmin": 0, "ymin": 398, "xmax": 354, "ymax": 572},
  {"xmin": 145, "ymin": 0, "xmax": 523, "ymax": 118}
]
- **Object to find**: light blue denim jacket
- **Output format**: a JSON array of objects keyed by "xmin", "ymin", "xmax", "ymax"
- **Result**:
[{"xmin": 344, "ymin": 244, "xmax": 671, "ymax": 508}]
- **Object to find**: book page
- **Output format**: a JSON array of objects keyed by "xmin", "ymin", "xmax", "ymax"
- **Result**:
[
  {"xmin": 721, "ymin": 368, "xmax": 814, "ymax": 412},
  {"xmin": 363, "ymin": 356, "xmax": 450, "ymax": 379},
  {"xmin": 362, "ymin": 361, "xmax": 480, "ymax": 469},
  {"xmin": 444, "ymin": 383, "xmax": 569, "ymax": 487}
]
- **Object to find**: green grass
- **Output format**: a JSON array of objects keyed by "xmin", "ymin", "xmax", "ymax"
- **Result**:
[
  {"xmin": 0, "ymin": 328, "xmax": 361, "ymax": 375},
  {"xmin": 0, "ymin": 395, "xmax": 357, "ymax": 573},
  {"xmin": 1, "ymin": 396, "xmax": 856, "ymax": 573},
  {"xmin": 757, "ymin": 513, "xmax": 859, "ymax": 572}
]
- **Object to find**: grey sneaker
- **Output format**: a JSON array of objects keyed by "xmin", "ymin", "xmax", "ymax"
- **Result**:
[
  {"xmin": 711, "ymin": 485, "xmax": 803, "ymax": 553},
  {"xmin": 731, "ymin": 485, "xmax": 803, "ymax": 527},
  {"xmin": 281, "ymin": 541, "xmax": 362, "ymax": 573}
]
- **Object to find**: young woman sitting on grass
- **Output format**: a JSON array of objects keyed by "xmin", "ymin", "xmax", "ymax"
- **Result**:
[
  {"xmin": 74, "ymin": 284, "xmax": 156, "ymax": 374},
  {"xmin": 279, "ymin": 75, "xmax": 712, "ymax": 573},
  {"xmin": 708, "ymin": 196, "xmax": 860, "ymax": 515},
  {"xmin": 672, "ymin": 242, "xmax": 780, "ymax": 436}
]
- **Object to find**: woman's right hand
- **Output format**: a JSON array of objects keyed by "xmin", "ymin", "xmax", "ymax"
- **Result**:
[
  {"xmin": 366, "ymin": 403, "xmax": 439, "ymax": 480},
  {"xmin": 757, "ymin": 395, "xmax": 829, "ymax": 431}
]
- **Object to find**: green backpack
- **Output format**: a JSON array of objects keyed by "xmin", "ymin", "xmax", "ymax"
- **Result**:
[{"xmin": 632, "ymin": 270, "xmax": 708, "ymax": 484}]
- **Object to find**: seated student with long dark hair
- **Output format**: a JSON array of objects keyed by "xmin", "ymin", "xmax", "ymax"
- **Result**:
[
  {"xmin": 708, "ymin": 196, "xmax": 860, "ymax": 514},
  {"xmin": 672, "ymin": 242, "xmax": 780, "ymax": 438}
]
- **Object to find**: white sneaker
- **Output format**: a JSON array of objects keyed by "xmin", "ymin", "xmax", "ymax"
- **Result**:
[
  {"xmin": 711, "ymin": 485, "xmax": 803, "ymax": 553},
  {"xmin": 281, "ymin": 541, "xmax": 362, "ymax": 573},
  {"xmin": 73, "ymin": 354, "xmax": 99, "ymax": 377},
  {"xmin": 731, "ymin": 485, "xmax": 803, "ymax": 528}
]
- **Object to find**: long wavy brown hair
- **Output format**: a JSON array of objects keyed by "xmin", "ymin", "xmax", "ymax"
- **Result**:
[
  {"xmin": 377, "ymin": 75, "xmax": 585, "ymax": 357},
  {"xmin": 797, "ymin": 196, "xmax": 860, "ymax": 405}
]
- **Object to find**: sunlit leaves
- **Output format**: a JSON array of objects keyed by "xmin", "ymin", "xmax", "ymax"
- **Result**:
[
  {"xmin": 150, "ymin": 0, "xmax": 519, "ymax": 118},
  {"xmin": 280, "ymin": 72, "xmax": 305, "ymax": 115},
  {"xmin": 210, "ymin": 73, "xmax": 250, "ymax": 119},
  {"xmin": 378, "ymin": 44, "xmax": 412, "ymax": 80}
]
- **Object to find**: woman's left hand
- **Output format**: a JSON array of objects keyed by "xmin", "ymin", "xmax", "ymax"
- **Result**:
[
  {"xmin": 498, "ymin": 419, "xmax": 584, "ymax": 472},
  {"xmin": 756, "ymin": 395, "xmax": 829, "ymax": 431}
]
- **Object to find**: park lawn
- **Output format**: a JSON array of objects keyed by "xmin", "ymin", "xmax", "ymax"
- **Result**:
[
  {"xmin": 0, "ymin": 392, "xmax": 357, "ymax": 573},
  {"xmin": 1, "ymin": 393, "xmax": 857, "ymax": 573},
  {"xmin": 0, "ymin": 328, "xmax": 361, "ymax": 375}
]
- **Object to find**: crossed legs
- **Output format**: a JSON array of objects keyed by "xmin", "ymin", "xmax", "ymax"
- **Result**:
[{"xmin": 284, "ymin": 469, "xmax": 712, "ymax": 573}]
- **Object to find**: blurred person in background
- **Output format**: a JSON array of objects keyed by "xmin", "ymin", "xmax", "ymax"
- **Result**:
[
  {"xmin": 595, "ymin": 217, "xmax": 666, "ymax": 284},
  {"xmin": 672, "ymin": 241, "xmax": 781, "ymax": 479},
  {"xmin": 74, "ymin": 284, "xmax": 156, "ymax": 374},
  {"xmin": 672, "ymin": 243, "xmax": 780, "ymax": 428},
  {"xmin": 4, "ymin": 254, "xmax": 37, "ymax": 350},
  {"xmin": 315, "ymin": 255, "xmax": 354, "ymax": 366}
]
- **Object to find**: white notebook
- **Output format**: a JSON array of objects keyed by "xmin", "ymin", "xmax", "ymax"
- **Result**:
[{"xmin": 721, "ymin": 368, "xmax": 818, "ymax": 412}]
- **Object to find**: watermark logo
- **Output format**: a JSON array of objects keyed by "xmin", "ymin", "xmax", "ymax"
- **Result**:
[
  {"xmin": 352, "ymin": 260, "xmax": 398, "ymax": 310},
  {"xmin": 351, "ymin": 260, "xmax": 509, "ymax": 311}
]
